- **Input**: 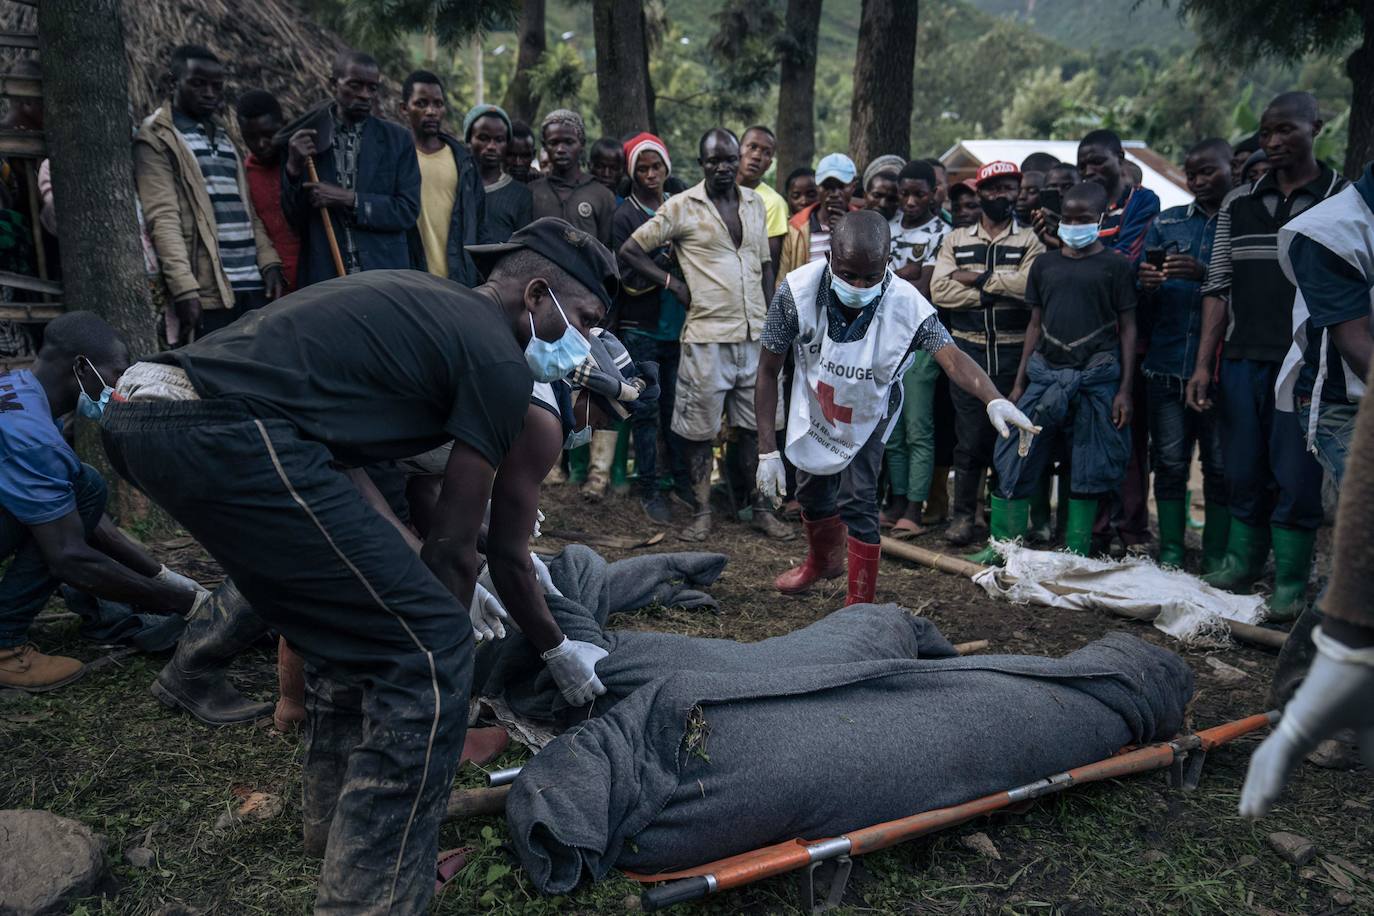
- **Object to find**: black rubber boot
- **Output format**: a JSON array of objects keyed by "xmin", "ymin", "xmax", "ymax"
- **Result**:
[
  {"xmin": 301, "ymin": 672, "xmax": 365, "ymax": 858},
  {"xmin": 945, "ymin": 467, "xmax": 985, "ymax": 547},
  {"xmin": 1268, "ymin": 601, "xmax": 1321, "ymax": 708},
  {"xmin": 150, "ymin": 578, "xmax": 274, "ymax": 726},
  {"xmin": 678, "ymin": 441, "xmax": 715, "ymax": 542}
]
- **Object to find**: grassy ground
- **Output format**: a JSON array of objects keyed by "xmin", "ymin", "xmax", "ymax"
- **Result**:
[{"xmin": 3, "ymin": 485, "xmax": 1371, "ymax": 915}]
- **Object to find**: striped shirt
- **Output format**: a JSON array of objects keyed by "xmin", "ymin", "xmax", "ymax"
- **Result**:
[
  {"xmin": 173, "ymin": 112, "xmax": 262, "ymax": 292},
  {"xmin": 1201, "ymin": 164, "xmax": 1346, "ymax": 362}
]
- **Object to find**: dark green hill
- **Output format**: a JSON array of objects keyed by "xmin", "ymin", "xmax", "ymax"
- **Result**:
[{"xmin": 965, "ymin": 0, "xmax": 1194, "ymax": 51}]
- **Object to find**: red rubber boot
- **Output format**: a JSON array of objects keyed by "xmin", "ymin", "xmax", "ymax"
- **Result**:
[
  {"xmin": 846, "ymin": 536, "xmax": 882, "ymax": 606},
  {"xmin": 775, "ymin": 515, "xmax": 847, "ymax": 594}
]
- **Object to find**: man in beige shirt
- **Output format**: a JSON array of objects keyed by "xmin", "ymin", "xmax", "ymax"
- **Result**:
[{"xmin": 621, "ymin": 127, "xmax": 788, "ymax": 542}]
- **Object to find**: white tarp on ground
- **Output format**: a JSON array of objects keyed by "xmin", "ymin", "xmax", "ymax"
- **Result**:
[{"xmin": 972, "ymin": 543, "xmax": 1267, "ymax": 647}]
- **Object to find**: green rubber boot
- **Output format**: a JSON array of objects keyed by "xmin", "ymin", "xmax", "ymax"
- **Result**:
[
  {"xmin": 1028, "ymin": 473, "xmax": 1053, "ymax": 544},
  {"xmin": 1267, "ymin": 526, "xmax": 1317, "ymax": 621},
  {"xmin": 1201, "ymin": 517, "xmax": 1270, "ymax": 591},
  {"xmin": 1155, "ymin": 499, "xmax": 1187, "ymax": 568},
  {"xmin": 1201, "ymin": 504, "xmax": 1231, "ymax": 575},
  {"xmin": 568, "ymin": 443, "xmax": 589, "ymax": 485},
  {"xmin": 965, "ymin": 496, "xmax": 1029, "ymax": 566},
  {"xmin": 610, "ymin": 421, "xmax": 632, "ymax": 495},
  {"xmin": 1064, "ymin": 498, "xmax": 1098, "ymax": 556}
]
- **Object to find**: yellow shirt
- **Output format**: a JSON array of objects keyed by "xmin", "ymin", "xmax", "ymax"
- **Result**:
[
  {"xmin": 753, "ymin": 181, "xmax": 789, "ymax": 239},
  {"xmin": 417, "ymin": 146, "xmax": 458, "ymax": 278}
]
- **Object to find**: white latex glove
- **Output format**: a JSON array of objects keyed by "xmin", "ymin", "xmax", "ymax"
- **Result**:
[
  {"xmin": 1239, "ymin": 626, "xmax": 1374, "ymax": 818},
  {"xmin": 530, "ymin": 552, "xmax": 561, "ymax": 596},
  {"xmin": 541, "ymin": 637, "xmax": 609, "ymax": 706},
  {"xmin": 189, "ymin": 589, "xmax": 213, "ymax": 617},
  {"xmin": 156, "ymin": 564, "xmax": 209, "ymax": 595},
  {"xmin": 756, "ymin": 450, "xmax": 787, "ymax": 509},
  {"xmin": 469, "ymin": 582, "xmax": 510, "ymax": 643},
  {"xmin": 533, "ymin": 509, "xmax": 544, "ymax": 539},
  {"xmin": 986, "ymin": 398, "xmax": 1039, "ymax": 439}
]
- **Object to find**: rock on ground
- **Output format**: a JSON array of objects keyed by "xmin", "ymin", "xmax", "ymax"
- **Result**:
[
  {"xmin": 1268, "ymin": 831, "xmax": 1317, "ymax": 866},
  {"xmin": 0, "ymin": 809, "xmax": 104, "ymax": 915}
]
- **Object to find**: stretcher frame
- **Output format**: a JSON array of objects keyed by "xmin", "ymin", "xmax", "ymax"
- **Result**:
[{"xmin": 622, "ymin": 711, "xmax": 1278, "ymax": 912}]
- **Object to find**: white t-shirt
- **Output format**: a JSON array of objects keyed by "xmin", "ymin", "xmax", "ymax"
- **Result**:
[{"xmin": 889, "ymin": 213, "xmax": 949, "ymax": 271}]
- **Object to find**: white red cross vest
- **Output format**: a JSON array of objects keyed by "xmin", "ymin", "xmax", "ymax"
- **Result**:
[{"xmin": 784, "ymin": 258, "xmax": 935, "ymax": 475}]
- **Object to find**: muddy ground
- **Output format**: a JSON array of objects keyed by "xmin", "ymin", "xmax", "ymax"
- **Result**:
[{"xmin": 1, "ymin": 481, "xmax": 1370, "ymax": 915}]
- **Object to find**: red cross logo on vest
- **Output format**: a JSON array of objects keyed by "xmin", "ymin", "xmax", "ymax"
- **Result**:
[{"xmin": 816, "ymin": 381, "xmax": 853, "ymax": 426}]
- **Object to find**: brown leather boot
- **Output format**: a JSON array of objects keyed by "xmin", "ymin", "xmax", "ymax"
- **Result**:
[
  {"xmin": 0, "ymin": 643, "xmax": 86, "ymax": 692},
  {"xmin": 274, "ymin": 637, "xmax": 306, "ymax": 732}
]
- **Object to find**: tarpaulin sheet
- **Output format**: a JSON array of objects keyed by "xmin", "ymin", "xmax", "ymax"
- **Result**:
[
  {"xmin": 972, "ymin": 542, "xmax": 1268, "ymax": 645},
  {"xmin": 506, "ymin": 632, "xmax": 1193, "ymax": 893}
]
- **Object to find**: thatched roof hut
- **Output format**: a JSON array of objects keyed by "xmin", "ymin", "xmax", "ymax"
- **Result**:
[{"xmin": 5, "ymin": 0, "xmax": 352, "ymax": 121}]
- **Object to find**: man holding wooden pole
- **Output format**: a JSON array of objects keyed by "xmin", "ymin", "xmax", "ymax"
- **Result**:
[{"xmin": 284, "ymin": 50, "xmax": 420, "ymax": 285}]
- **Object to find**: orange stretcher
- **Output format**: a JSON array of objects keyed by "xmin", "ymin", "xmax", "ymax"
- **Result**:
[{"xmin": 626, "ymin": 711, "xmax": 1278, "ymax": 911}]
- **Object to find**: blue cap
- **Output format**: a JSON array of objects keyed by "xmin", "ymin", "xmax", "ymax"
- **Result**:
[{"xmin": 815, "ymin": 153, "xmax": 857, "ymax": 186}]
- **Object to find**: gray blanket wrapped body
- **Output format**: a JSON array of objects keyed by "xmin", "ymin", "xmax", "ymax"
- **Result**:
[
  {"xmin": 476, "ymin": 545, "xmax": 957, "ymax": 721},
  {"xmin": 506, "ymin": 632, "xmax": 1194, "ymax": 894}
]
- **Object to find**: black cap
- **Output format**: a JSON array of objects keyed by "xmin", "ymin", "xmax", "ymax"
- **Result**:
[{"xmin": 466, "ymin": 217, "xmax": 620, "ymax": 311}]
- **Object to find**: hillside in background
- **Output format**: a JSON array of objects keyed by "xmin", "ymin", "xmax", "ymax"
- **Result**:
[
  {"xmin": 390, "ymin": 0, "xmax": 1349, "ymax": 181},
  {"xmin": 966, "ymin": 0, "xmax": 1194, "ymax": 51}
]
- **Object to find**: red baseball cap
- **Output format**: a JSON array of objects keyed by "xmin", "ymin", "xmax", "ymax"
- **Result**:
[{"xmin": 975, "ymin": 160, "xmax": 1020, "ymax": 186}]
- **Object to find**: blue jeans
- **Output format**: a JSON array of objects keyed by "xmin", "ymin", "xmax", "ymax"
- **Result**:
[
  {"xmin": 1297, "ymin": 398, "xmax": 1358, "ymax": 487},
  {"xmin": 1146, "ymin": 373, "xmax": 1225, "ymax": 505},
  {"xmin": 1217, "ymin": 359, "xmax": 1323, "ymax": 530},
  {"xmin": 994, "ymin": 352, "xmax": 1130, "ymax": 500},
  {"xmin": 0, "ymin": 462, "xmax": 108, "ymax": 647},
  {"xmin": 622, "ymin": 331, "xmax": 686, "ymax": 496}
]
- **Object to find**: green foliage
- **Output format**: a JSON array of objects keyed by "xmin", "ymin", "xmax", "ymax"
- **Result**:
[
  {"xmin": 1000, "ymin": 66, "xmax": 1100, "ymax": 140},
  {"xmin": 300, "ymin": 0, "xmax": 521, "ymax": 75},
  {"xmin": 1164, "ymin": 0, "xmax": 1363, "ymax": 67},
  {"xmin": 707, "ymin": 0, "xmax": 784, "ymax": 107},
  {"xmin": 528, "ymin": 42, "xmax": 588, "ymax": 111}
]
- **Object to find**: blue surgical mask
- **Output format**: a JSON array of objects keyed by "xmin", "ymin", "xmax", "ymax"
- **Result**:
[
  {"xmin": 829, "ymin": 270, "xmax": 886, "ymax": 309},
  {"xmin": 524, "ymin": 289, "xmax": 592, "ymax": 383},
  {"xmin": 1057, "ymin": 221, "xmax": 1101, "ymax": 250},
  {"xmin": 73, "ymin": 357, "xmax": 112, "ymax": 419},
  {"xmin": 564, "ymin": 425, "xmax": 592, "ymax": 451}
]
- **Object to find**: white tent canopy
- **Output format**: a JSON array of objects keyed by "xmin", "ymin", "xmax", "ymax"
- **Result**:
[{"xmin": 940, "ymin": 139, "xmax": 1192, "ymax": 210}]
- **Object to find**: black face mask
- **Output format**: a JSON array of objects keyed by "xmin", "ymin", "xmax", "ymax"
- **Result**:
[{"xmin": 981, "ymin": 196, "xmax": 1013, "ymax": 223}]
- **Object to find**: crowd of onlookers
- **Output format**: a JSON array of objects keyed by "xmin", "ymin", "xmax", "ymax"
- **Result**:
[{"xmin": 19, "ymin": 45, "xmax": 1374, "ymax": 625}]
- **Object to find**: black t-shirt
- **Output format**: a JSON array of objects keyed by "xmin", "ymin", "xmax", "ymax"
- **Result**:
[
  {"xmin": 154, "ymin": 269, "xmax": 533, "ymax": 467},
  {"xmin": 1026, "ymin": 249, "xmax": 1137, "ymax": 369}
]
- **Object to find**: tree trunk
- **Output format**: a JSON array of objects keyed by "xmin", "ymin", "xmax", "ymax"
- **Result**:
[
  {"xmin": 39, "ymin": 0, "xmax": 163, "ymax": 525},
  {"xmin": 848, "ymin": 0, "xmax": 919, "ymax": 170},
  {"xmin": 641, "ymin": 4, "xmax": 658, "ymax": 134},
  {"xmin": 593, "ymin": 0, "xmax": 652, "ymax": 141},
  {"xmin": 504, "ymin": 0, "xmax": 546, "ymax": 125},
  {"xmin": 776, "ymin": 0, "xmax": 823, "ymax": 193},
  {"xmin": 1344, "ymin": 4, "xmax": 1374, "ymax": 179}
]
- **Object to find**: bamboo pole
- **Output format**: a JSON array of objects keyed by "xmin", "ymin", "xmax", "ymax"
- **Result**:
[{"xmin": 443, "ymin": 785, "xmax": 511, "ymax": 821}]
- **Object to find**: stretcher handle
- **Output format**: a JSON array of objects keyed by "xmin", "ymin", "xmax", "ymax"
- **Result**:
[{"xmin": 641, "ymin": 876, "xmax": 712, "ymax": 911}]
